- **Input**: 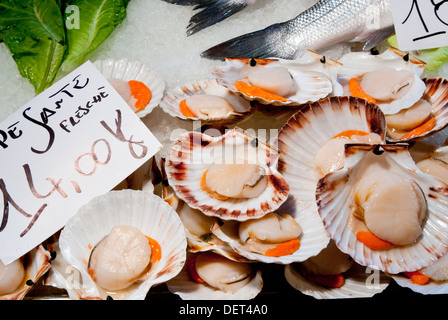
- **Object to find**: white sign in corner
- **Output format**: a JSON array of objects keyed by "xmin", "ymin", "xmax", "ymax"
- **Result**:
[
  {"xmin": 390, "ymin": 0, "xmax": 448, "ymax": 51},
  {"xmin": 0, "ymin": 61, "xmax": 162, "ymax": 265}
]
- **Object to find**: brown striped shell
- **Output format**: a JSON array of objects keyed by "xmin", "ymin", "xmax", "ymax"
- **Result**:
[{"xmin": 165, "ymin": 128, "xmax": 290, "ymax": 221}]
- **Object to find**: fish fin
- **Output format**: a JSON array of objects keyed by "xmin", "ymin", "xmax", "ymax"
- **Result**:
[
  {"xmin": 361, "ymin": 26, "xmax": 395, "ymax": 51},
  {"xmin": 201, "ymin": 22, "xmax": 298, "ymax": 60},
  {"xmin": 160, "ymin": 0, "xmax": 200, "ymax": 5},
  {"xmin": 187, "ymin": 0, "xmax": 250, "ymax": 36}
]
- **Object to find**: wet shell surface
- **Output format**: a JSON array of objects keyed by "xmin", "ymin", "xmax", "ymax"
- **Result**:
[
  {"xmin": 316, "ymin": 144, "xmax": 448, "ymax": 274},
  {"xmin": 0, "ymin": 245, "xmax": 52, "ymax": 300},
  {"xmin": 210, "ymin": 196, "xmax": 329, "ymax": 264},
  {"xmin": 284, "ymin": 262, "xmax": 390, "ymax": 299},
  {"xmin": 59, "ymin": 190, "xmax": 187, "ymax": 300},
  {"xmin": 165, "ymin": 128, "xmax": 290, "ymax": 221},
  {"xmin": 166, "ymin": 253, "xmax": 263, "ymax": 300},
  {"xmin": 277, "ymin": 96, "xmax": 387, "ymax": 203},
  {"xmin": 387, "ymin": 78, "xmax": 448, "ymax": 143},
  {"xmin": 159, "ymin": 79, "xmax": 253, "ymax": 124},
  {"xmin": 93, "ymin": 58, "xmax": 165, "ymax": 118},
  {"xmin": 338, "ymin": 47, "xmax": 427, "ymax": 115},
  {"xmin": 212, "ymin": 51, "xmax": 340, "ymax": 106}
]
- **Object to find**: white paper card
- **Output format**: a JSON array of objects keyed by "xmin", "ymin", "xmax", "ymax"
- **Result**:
[
  {"xmin": 390, "ymin": 0, "xmax": 448, "ymax": 51},
  {"xmin": 0, "ymin": 61, "xmax": 161, "ymax": 264}
]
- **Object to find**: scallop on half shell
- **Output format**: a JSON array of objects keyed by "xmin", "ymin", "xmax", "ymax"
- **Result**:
[
  {"xmin": 338, "ymin": 47, "xmax": 427, "ymax": 115},
  {"xmin": 316, "ymin": 143, "xmax": 448, "ymax": 274},
  {"xmin": 386, "ymin": 78, "xmax": 448, "ymax": 143},
  {"xmin": 165, "ymin": 128, "xmax": 290, "ymax": 221},
  {"xmin": 58, "ymin": 190, "xmax": 187, "ymax": 300},
  {"xmin": 209, "ymin": 196, "xmax": 329, "ymax": 264},
  {"xmin": 159, "ymin": 79, "xmax": 254, "ymax": 125},
  {"xmin": 93, "ymin": 58, "xmax": 165, "ymax": 118},
  {"xmin": 212, "ymin": 50, "xmax": 341, "ymax": 107},
  {"xmin": 0, "ymin": 245, "xmax": 52, "ymax": 300},
  {"xmin": 277, "ymin": 96, "xmax": 387, "ymax": 203},
  {"xmin": 166, "ymin": 251, "xmax": 263, "ymax": 300}
]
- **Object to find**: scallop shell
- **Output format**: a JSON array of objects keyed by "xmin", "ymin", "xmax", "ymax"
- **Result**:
[
  {"xmin": 212, "ymin": 50, "xmax": 340, "ymax": 106},
  {"xmin": 387, "ymin": 78, "xmax": 448, "ymax": 143},
  {"xmin": 1, "ymin": 245, "xmax": 52, "ymax": 300},
  {"xmin": 277, "ymin": 96, "xmax": 387, "ymax": 203},
  {"xmin": 177, "ymin": 201, "xmax": 251, "ymax": 262},
  {"xmin": 210, "ymin": 196, "xmax": 330, "ymax": 264},
  {"xmin": 316, "ymin": 143, "xmax": 448, "ymax": 274},
  {"xmin": 284, "ymin": 262, "xmax": 391, "ymax": 299},
  {"xmin": 338, "ymin": 47, "xmax": 427, "ymax": 115},
  {"xmin": 159, "ymin": 79, "xmax": 253, "ymax": 124},
  {"xmin": 59, "ymin": 190, "xmax": 187, "ymax": 300},
  {"xmin": 93, "ymin": 58, "xmax": 165, "ymax": 118},
  {"xmin": 165, "ymin": 128, "xmax": 290, "ymax": 221},
  {"xmin": 44, "ymin": 240, "xmax": 83, "ymax": 300},
  {"xmin": 391, "ymin": 273, "xmax": 448, "ymax": 295},
  {"xmin": 166, "ymin": 253, "xmax": 263, "ymax": 300}
]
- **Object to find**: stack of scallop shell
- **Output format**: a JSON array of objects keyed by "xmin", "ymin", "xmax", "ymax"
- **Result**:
[{"xmin": 3, "ymin": 46, "xmax": 448, "ymax": 300}]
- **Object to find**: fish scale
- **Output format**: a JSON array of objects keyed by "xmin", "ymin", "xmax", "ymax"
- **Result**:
[{"xmin": 202, "ymin": 0, "xmax": 394, "ymax": 60}]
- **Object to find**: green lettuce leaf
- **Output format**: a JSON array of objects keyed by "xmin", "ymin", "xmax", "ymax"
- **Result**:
[
  {"xmin": 0, "ymin": 0, "xmax": 67, "ymax": 93},
  {"xmin": 61, "ymin": 0, "xmax": 130, "ymax": 72}
]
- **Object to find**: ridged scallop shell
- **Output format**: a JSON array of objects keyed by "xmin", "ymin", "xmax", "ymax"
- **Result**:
[
  {"xmin": 387, "ymin": 78, "xmax": 448, "ymax": 143},
  {"xmin": 93, "ymin": 58, "xmax": 165, "ymax": 118},
  {"xmin": 284, "ymin": 262, "xmax": 391, "ymax": 299},
  {"xmin": 59, "ymin": 190, "xmax": 187, "ymax": 300},
  {"xmin": 0, "ymin": 245, "xmax": 52, "ymax": 300},
  {"xmin": 316, "ymin": 144, "xmax": 448, "ymax": 274},
  {"xmin": 165, "ymin": 128, "xmax": 290, "ymax": 221},
  {"xmin": 277, "ymin": 96, "xmax": 387, "ymax": 203},
  {"xmin": 212, "ymin": 50, "xmax": 341, "ymax": 106},
  {"xmin": 159, "ymin": 79, "xmax": 253, "ymax": 124},
  {"xmin": 338, "ymin": 47, "xmax": 427, "ymax": 115},
  {"xmin": 210, "ymin": 196, "xmax": 330, "ymax": 264},
  {"xmin": 391, "ymin": 273, "xmax": 448, "ymax": 295},
  {"xmin": 166, "ymin": 253, "xmax": 263, "ymax": 300}
]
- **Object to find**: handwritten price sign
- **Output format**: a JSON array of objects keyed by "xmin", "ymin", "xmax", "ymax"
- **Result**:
[
  {"xmin": 390, "ymin": 0, "xmax": 448, "ymax": 51},
  {"xmin": 0, "ymin": 61, "xmax": 161, "ymax": 264}
]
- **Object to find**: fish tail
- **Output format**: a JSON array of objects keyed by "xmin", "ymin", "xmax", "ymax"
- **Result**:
[
  {"xmin": 187, "ymin": 0, "xmax": 250, "ymax": 36},
  {"xmin": 201, "ymin": 22, "xmax": 299, "ymax": 60}
]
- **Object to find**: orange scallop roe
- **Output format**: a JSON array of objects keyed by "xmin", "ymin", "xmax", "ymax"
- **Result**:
[
  {"xmin": 146, "ymin": 236, "xmax": 162, "ymax": 263},
  {"xmin": 400, "ymin": 116, "xmax": 437, "ymax": 140},
  {"xmin": 264, "ymin": 238, "xmax": 301, "ymax": 257},
  {"xmin": 349, "ymin": 77, "xmax": 376, "ymax": 104},
  {"xmin": 402, "ymin": 271, "xmax": 430, "ymax": 285},
  {"xmin": 356, "ymin": 231, "xmax": 395, "ymax": 251},
  {"xmin": 179, "ymin": 98, "xmax": 196, "ymax": 117},
  {"xmin": 128, "ymin": 80, "xmax": 152, "ymax": 112},
  {"xmin": 332, "ymin": 130, "xmax": 369, "ymax": 140},
  {"xmin": 234, "ymin": 80, "xmax": 288, "ymax": 102}
]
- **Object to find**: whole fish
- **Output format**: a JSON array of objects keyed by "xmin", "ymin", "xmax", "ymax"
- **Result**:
[
  {"xmin": 201, "ymin": 0, "xmax": 395, "ymax": 60},
  {"xmin": 162, "ymin": 0, "xmax": 258, "ymax": 36}
]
